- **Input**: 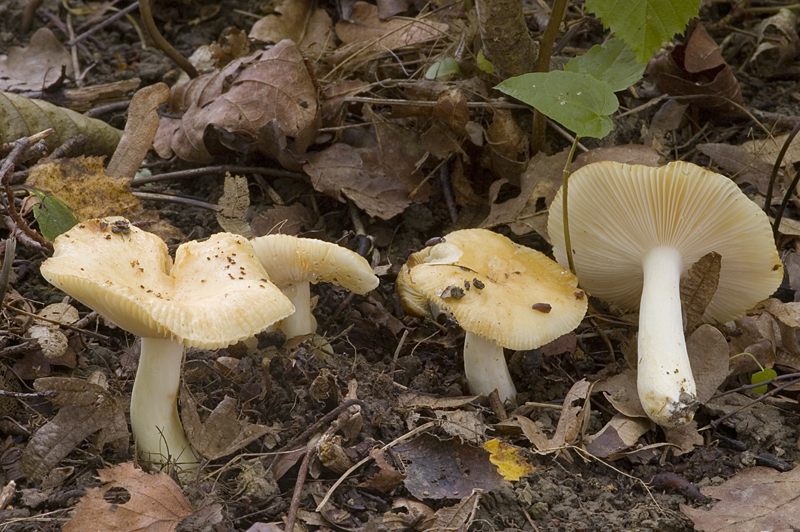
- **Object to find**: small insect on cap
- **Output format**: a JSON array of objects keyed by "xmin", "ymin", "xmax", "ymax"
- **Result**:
[
  {"xmin": 396, "ymin": 228, "xmax": 587, "ymax": 349},
  {"xmin": 40, "ymin": 217, "xmax": 294, "ymax": 348}
]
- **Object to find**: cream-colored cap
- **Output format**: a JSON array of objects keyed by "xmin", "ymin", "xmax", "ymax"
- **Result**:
[
  {"xmin": 396, "ymin": 229, "xmax": 587, "ymax": 350},
  {"xmin": 40, "ymin": 217, "xmax": 294, "ymax": 348},
  {"xmin": 251, "ymin": 234, "xmax": 379, "ymax": 293},
  {"xmin": 547, "ymin": 161, "xmax": 783, "ymax": 322}
]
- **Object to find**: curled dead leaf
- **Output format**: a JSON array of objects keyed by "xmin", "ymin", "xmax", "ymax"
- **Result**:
[{"xmin": 154, "ymin": 40, "xmax": 319, "ymax": 164}]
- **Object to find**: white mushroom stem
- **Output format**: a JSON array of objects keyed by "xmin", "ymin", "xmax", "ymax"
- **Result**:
[
  {"xmin": 130, "ymin": 337, "xmax": 199, "ymax": 474},
  {"xmin": 637, "ymin": 246, "xmax": 697, "ymax": 426},
  {"xmin": 278, "ymin": 282, "xmax": 317, "ymax": 339},
  {"xmin": 463, "ymin": 332, "xmax": 517, "ymax": 403}
]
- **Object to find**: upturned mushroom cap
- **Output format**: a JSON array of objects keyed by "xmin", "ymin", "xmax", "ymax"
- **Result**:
[
  {"xmin": 251, "ymin": 234, "xmax": 378, "ymax": 293},
  {"xmin": 547, "ymin": 161, "xmax": 783, "ymax": 321},
  {"xmin": 40, "ymin": 217, "xmax": 294, "ymax": 348},
  {"xmin": 396, "ymin": 229, "xmax": 587, "ymax": 350}
]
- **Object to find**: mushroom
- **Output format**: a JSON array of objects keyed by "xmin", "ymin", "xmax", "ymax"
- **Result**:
[
  {"xmin": 396, "ymin": 229, "xmax": 587, "ymax": 402},
  {"xmin": 250, "ymin": 234, "xmax": 379, "ymax": 339},
  {"xmin": 40, "ymin": 217, "xmax": 294, "ymax": 475},
  {"xmin": 548, "ymin": 161, "xmax": 783, "ymax": 426}
]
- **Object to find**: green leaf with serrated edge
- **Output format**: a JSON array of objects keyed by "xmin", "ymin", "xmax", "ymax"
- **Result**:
[
  {"xmin": 495, "ymin": 71, "xmax": 618, "ymax": 138},
  {"xmin": 751, "ymin": 367, "xmax": 777, "ymax": 394},
  {"xmin": 476, "ymin": 49, "xmax": 495, "ymax": 74},
  {"xmin": 29, "ymin": 189, "xmax": 79, "ymax": 241},
  {"xmin": 565, "ymin": 38, "xmax": 645, "ymax": 92},
  {"xmin": 586, "ymin": 0, "xmax": 701, "ymax": 63},
  {"xmin": 425, "ymin": 57, "xmax": 460, "ymax": 80}
]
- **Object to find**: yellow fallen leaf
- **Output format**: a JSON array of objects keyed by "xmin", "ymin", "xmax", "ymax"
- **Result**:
[{"xmin": 482, "ymin": 439, "xmax": 535, "ymax": 482}]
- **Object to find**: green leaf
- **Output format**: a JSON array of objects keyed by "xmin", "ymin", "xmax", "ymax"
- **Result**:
[
  {"xmin": 425, "ymin": 57, "xmax": 460, "ymax": 79},
  {"xmin": 476, "ymin": 49, "xmax": 495, "ymax": 74},
  {"xmin": 495, "ymin": 71, "xmax": 618, "ymax": 138},
  {"xmin": 565, "ymin": 38, "xmax": 645, "ymax": 92},
  {"xmin": 586, "ymin": 0, "xmax": 701, "ymax": 63},
  {"xmin": 751, "ymin": 367, "xmax": 777, "ymax": 394},
  {"xmin": 29, "ymin": 189, "xmax": 79, "ymax": 241}
]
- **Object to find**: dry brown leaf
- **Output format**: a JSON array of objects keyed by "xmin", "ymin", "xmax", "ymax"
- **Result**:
[
  {"xmin": 216, "ymin": 174, "xmax": 253, "ymax": 237},
  {"xmin": 304, "ymin": 143, "xmax": 410, "ymax": 219},
  {"xmin": 681, "ymin": 251, "xmax": 721, "ymax": 333},
  {"xmin": 250, "ymin": 204, "xmax": 315, "ymax": 237},
  {"xmin": 20, "ymin": 377, "xmax": 128, "ymax": 481},
  {"xmin": 63, "ymin": 462, "xmax": 194, "ymax": 532},
  {"xmin": 750, "ymin": 8, "xmax": 800, "ymax": 76},
  {"xmin": 681, "ymin": 466, "xmax": 800, "ymax": 532},
  {"xmin": 377, "ymin": 0, "xmax": 412, "ymax": 19},
  {"xmin": 0, "ymin": 92, "xmax": 122, "ymax": 157},
  {"xmin": 335, "ymin": 2, "xmax": 448, "ymax": 50},
  {"xmin": 154, "ymin": 40, "xmax": 319, "ymax": 163},
  {"xmin": 432, "ymin": 88, "xmax": 469, "ymax": 134},
  {"xmin": 249, "ymin": 0, "xmax": 334, "ymax": 56},
  {"xmin": 421, "ymin": 490, "xmax": 481, "ymax": 532},
  {"xmin": 729, "ymin": 313, "xmax": 777, "ymax": 377},
  {"xmin": 434, "ymin": 409, "xmax": 486, "ymax": 442},
  {"xmin": 573, "ymin": 145, "xmax": 665, "ymax": 172},
  {"xmin": 688, "ymin": 325, "xmax": 730, "ymax": 404},
  {"xmin": 359, "ymin": 448, "xmax": 405, "ymax": 492},
  {"xmin": 482, "ymin": 148, "xmax": 569, "ymax": 240},
  {"xmin": 664, "ymin": 420, "xmax": 703, "ymax": 456},
  {"xmin": 698, "ymin": 143, "xmax": 776, "ymax": 196},
  {"xmin": 594, "ymin": 369, "xmax": 647, "ymax": 419},
  {"xmin": 741, "ymin": 133, "xmax": 800, "ymax": 174},
  {"xmin": 180, "ymin": 391, "xmax": 272, "ymax": 460},
  {"xmin": 107, "ymin": 83, "xmax": 170, "ymax": 180},
  {"xmin": 647, "ymin": 23, "xmax": 743, "ymax": 115},
  {"xmin": 0, "ymin": 28, "xmax": 72, "ymax": 92},
  {"xmin": 397, "ymin": 392, "xmax": 479, "ymax": 410},
  {"xmin": 517, "ymin": 379, "xmax": 592, "ymax": 461},
  {"xmin": 384, "ymin": 499, "xmax": 434, "ymax": 532},
  {"xmin": 394, "ymin": 434, "xmax": 509, "ymax": 499},
  {"xmin": 584, "ymin": 414, "xmax": 652, "ymax": 459}
]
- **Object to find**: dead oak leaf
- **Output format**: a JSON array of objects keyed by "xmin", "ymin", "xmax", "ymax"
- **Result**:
[
  {"xmin": 304, "ymin": 143, "xmax": 411, "ymax": 219},
  {"xmin": 154, "ymin": 40, "xmax": 318, "ymax": 163},
  {"xmin": 0, "ymin": 28, "xmax": 72, "ymax": 92},
  {"xmin": 681, "ymin": 466, "xmax": 800, "ymax": 532},
  {"xmin": 63, "ymin": 462, "xmax": 193, "ymax": 532}
]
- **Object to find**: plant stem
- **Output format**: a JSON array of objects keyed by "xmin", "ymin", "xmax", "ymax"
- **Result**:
[
  {"xmin": 138, "ymin": 0, "xmax": 198, "ymax": 78},
  {"xmin": 561, "ymin": 135, "xmax": 580, "ymax": 275},
  {"xmin": 531, "ymin": 0, "xmax": 570, "ymax": 153}
]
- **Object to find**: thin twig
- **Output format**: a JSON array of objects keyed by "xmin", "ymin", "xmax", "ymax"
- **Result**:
[
  {"xmin": 284, "ymin": 445, "xmax": 316, "ymax": 532},
  {"xmin": 66, "ymin": 2, "xmax": 140, "ymax": 46},
  {"xmin": 139, "ymin": 0, "xmax": 198, "ymax": 78},
  {"xmin": 130, "ymin": 165, "xmax": 304, "ymax": 186}
]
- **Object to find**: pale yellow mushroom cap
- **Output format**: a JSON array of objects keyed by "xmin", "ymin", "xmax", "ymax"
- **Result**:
[
  {"xmin": 548, "ymin": 161, "xmax": 784, "ymax": 323},
  {"xmin": 396, "ymin": 229, "xmax": 587, "ymax": 350},
  {"xmin": 40, "ymin": 217, "xmax": 294, "ymax": 349},
  {"xmin": 251, "ymin": 234, "xmax": 379, "ymax": 293}
]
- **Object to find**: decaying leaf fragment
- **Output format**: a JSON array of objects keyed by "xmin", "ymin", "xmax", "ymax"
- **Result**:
[
  {"xmin": 249, "ymin": 0, "xmax": 334, "ymax": 56},
  {"xmin": 750, "ymin": 8, "xmax": 800, "ymax": 76},
  {"xmin": 681, "ymin": 466, "xmax": 800, "ymax": 532},
  {"xmin": 395, "ymin": 434, "xmax": 509, "ymax": 499},
  {"xmin": 20, "ymin": 377, "xmax": 128, "ymax": 481},
  {"xmin": 63, "ymin": 462, "xmax": 194, "ymax": 532},
  {"xmin": 681, "ymin": 251, "xmax": 721, "ymax": 333},
  {"xmin": 0, "ymin": 28, "xmax": 72, "ymax": 92},
  {"xmin": 26, "ymin": 156, "xmax": 142, "ymax": 221},
  {"xmin": 216, "ymin": 174, "xmax": 253, "ymax": 237},
  {"xmin": 154, "ymin": 39, "xmax": 319, "ymax": 164},
  {"xmin": 584, "ymin": 414, "xmax": 652, "ymax": 459},
  {"xmin": 180, "ymin": 391, "xmax": 272, "ymax": 460},
  {"xmin": 0, "ymin": 92, "xmax": 122, "ymax": 157}
]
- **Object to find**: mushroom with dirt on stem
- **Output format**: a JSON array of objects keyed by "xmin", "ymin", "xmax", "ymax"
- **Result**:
[
  {"xmin": 396, "ymin": 228, "xmax": 587, "ymax": 403},
  {"xmin": 250, "ymin": 234, "xmax": 379, "ymax": 340},
  {"xmin": 40, "ymin": 217, "xmax": 294, "ymax": 476},
  {"xmin": 548, "ymin": 160, "xmax": 783, "ymax": 427}
]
